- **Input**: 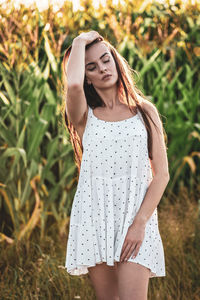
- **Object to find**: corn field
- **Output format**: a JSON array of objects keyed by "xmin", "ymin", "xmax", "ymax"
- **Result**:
[{"xmin": 0, "ymin": 0, "xmax": 200, "ymax": 299}]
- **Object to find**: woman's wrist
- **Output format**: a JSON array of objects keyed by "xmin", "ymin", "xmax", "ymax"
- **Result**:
[
  {"xmin": 132, "ymin": 214, "xmax": 147, "ymax": 227},
  {"xmin": 72, "ymin": 37, "xmax": 86, "ymax": 47}
]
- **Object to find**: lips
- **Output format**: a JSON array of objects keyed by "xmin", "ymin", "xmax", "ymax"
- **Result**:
[{"xmin": 102, "ymin": 74, "xmax": 112, "ymax": 80}]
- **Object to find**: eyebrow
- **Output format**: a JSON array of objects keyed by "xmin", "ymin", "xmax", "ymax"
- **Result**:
[{"xmin": 85, "ymin": 52, "xmax": 110, "ymax": 67}]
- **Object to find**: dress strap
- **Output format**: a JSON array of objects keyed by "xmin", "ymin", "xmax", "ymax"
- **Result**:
[
  {"xmin": 137, "ymin": 110, "xmax": 145, "ymax": 124},
  {"xmin": 87, "ymin": 105, "xmax": 93, "ymax": 122},
  {"xmin": 88, "ymin": 106, "xmax": 93, "ymax": 118}
]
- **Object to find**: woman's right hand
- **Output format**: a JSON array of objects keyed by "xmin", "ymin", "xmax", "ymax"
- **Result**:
[{"xmin": 73, "ymin": 31, "xmax": 103, "ymax": 46}]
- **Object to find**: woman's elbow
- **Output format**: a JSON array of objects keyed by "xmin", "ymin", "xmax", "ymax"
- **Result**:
[
  {"xmin": 162, "ymin": 172, "xmax": 170, "ymax": 182},
  {"xmin": 154, "ymin": 171, "xmax": 170, "ymax": 182}
]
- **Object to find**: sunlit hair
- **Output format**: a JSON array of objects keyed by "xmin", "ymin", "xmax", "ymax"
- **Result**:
[{"xmin": 61, "ymin": 36, "xmax": 168, "ymax": 176}]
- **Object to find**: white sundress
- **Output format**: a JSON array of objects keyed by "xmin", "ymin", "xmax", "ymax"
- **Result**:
[{"xmin": 65, "ymin": 105, "xmax": 166, "ymax": 278}]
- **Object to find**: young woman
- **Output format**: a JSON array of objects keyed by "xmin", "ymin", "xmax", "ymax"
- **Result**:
[{"xmin": 62, "ymin": 30, "xmax": 170, "ymax": 300}]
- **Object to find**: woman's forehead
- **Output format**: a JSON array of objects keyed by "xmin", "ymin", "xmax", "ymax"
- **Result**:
[{"xmin": 85, "ymin": 43, "xmax": 110, "ymax": 62}]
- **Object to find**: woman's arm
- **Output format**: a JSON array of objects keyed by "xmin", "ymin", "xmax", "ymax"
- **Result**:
[
  {"xmin": 65, "ymin": 31, "xmax": 102, "ymax": 87},
  {"xmin": 65, "ymin": 38, "xmax": 87, "ymax": 88},
  {"xmin": 133, "ymin": 100, "xmax": 170, "ymax": 226},
  {"xmin": 64, "ymin": 31, "xmax": 102, "ymax": 126}
]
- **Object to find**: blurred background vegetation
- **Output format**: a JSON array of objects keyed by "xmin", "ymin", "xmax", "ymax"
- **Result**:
[{"xmin": 0, "ymin": 0, "xmax": 200, "ymax": 299}]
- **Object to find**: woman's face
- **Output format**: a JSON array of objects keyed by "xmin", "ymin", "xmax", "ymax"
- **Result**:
[{"xmin": 85, "ymin": 42, "xmax": 118, "ymax": 89}]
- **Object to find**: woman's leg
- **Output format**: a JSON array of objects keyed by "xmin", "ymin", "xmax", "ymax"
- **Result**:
[
  {"xmin": 88, "ymin": 262, "xmax": 119, "ymax": 300},
  {"xmin": 116, "ymin": 261, "xmax": 150, "ymax": 300}
]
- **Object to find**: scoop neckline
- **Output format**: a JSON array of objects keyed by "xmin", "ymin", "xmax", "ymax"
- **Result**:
[{"xmin": 90, "ymin": 107, "xmax": 138, "ymax": 123}]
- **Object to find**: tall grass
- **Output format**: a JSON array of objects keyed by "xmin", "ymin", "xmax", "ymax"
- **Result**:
[{"xmin": 0, "ymin": 186, "xmax": 199, "ymax": 299}]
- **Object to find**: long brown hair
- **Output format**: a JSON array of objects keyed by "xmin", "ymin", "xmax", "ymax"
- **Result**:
[{"xmin": 61, "ymin": 36, "xmax": 168, "ymax": 176}]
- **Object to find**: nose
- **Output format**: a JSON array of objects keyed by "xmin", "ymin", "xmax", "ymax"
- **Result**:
[{"xmin": 99, "ymin": 62, "xmax": 107, "ymax": 73}]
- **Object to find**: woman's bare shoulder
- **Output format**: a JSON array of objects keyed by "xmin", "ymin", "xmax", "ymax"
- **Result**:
[
  {"xmin": 140, "ymin": 97, "xmax": 163, "ymax": 135},
  {"xmin": 139, "ymin": 97, "xmax": 157, "ymax": 114}
]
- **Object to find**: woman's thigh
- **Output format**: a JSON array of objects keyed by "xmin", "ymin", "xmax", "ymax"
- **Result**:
[
  {"xmin": 116, "ymin": 261, "xmax": 150, "ymax": 300},
  {"xmin": 88, "ymin": 262, "xmax": 119, "ymax": 300}
]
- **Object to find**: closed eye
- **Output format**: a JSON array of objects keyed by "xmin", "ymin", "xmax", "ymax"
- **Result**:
[{"xmin": 88, "ymin": 60, "xmax": 110, "ymax": 71}]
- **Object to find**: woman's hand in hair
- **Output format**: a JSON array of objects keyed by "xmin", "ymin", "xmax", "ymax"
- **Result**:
[{"xmin": 73, "ymin": 30, "xmax": 103, "ymax": 46}]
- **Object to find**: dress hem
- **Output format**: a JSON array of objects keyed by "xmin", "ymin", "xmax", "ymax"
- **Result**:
[{"xmin": 65, "ymin": 259, "xmax": 166, "ymax": 278}]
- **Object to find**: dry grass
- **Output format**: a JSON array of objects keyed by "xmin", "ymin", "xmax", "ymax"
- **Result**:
[
  {"xmin": 149, "ymin": 184, "xmax": 200, "ymax": 300},
  {"xmin": 0, "ymin": 185, "xmax": 199, "ymax": 300}
]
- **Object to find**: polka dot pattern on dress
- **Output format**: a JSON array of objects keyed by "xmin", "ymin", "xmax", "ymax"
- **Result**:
[{"xmin": 65, "ymin": 105, "xmax": 166, "ymax": 278}]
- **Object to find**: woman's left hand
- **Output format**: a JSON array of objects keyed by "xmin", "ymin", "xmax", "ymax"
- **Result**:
[{"xmin": 120, "ymin": 220, "xmax": 146, "ymax": 262}]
